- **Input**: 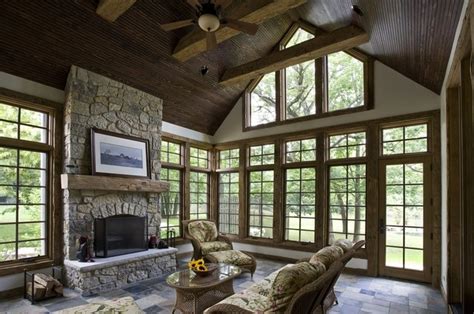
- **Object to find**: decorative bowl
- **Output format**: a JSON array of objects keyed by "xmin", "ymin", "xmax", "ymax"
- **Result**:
[{"xmin": 191, "ymin": 264, "xmax": 218, "ymax": 277}]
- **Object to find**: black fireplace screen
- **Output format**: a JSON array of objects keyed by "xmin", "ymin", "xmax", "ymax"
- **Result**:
[{"xmin": 94, "ymin": 214, "xmax": 148, "ymax": 258}]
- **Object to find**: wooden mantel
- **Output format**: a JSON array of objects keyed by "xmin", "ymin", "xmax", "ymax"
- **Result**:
[{"xmin": 61, "ymin": 174, "xmax": 170, "ymax": 193}]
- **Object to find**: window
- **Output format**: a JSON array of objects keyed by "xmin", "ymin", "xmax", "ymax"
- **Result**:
[
  {"xmin": 249, "ymin": 73, "xmax": 277, "ymax": 126},
  {"xmin": 190, "ymin": 147, "xmax": 209, "ymax": 169},
  {"xmin": 161, "ymin": 140, "xmax": 181, "ymax": 164},
  {"xmin": 160, "ymin": 168, "xmax": 181, "ymax": 238},
  {"xmin": 285, "ymin": 168, "xmax": 317, "ymax": 242},
  {"xmin": 327, "ymin": 51, "xmax": 364, "ymax": 112},
  {"xmin": 218, "ymin": 172, "xmax": 239, "ymax": 234},
  {"xmin": 284, "ymin": 28, "xmax": 316, "ymax": 119},
  {"xmin": 382, "ymin": 123, "xmax": 428, "ymax": 155},
  {"xmin": 219, "ymin": 148, "xmax": 239, "ymax": 169},
  {"xmin": 328, "ymin": 164, "xmax": 366, "ymax": 244},
  {"xmin": 244, "ymin": 22, "xmax": 372, "ymax": 129},
  {"xmin": 249, "ymin": 170, "xmax": 274, "ymax": 238},
  {"xmin": 329, "ymin": 132, "xmax": 366, "ymax": 159},
  {"xmin": 285, "ymin": 138, "xmax": 316, "ymax": 163},
  {"xmin": 249, "ymin": 144, "xmax": 274, "ymax": 166},
  {"xmin": 190, "ymin": 171, "xmax": 208, "ymax": 219},
  {"xmin": 0, "ymin": 102, "xmax": 50, "ymax": 263}
]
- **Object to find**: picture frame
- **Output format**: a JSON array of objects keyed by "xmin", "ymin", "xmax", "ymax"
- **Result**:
[{"xmin": 91, "ymin": 128, "xmax": 151, "ymax": 178}]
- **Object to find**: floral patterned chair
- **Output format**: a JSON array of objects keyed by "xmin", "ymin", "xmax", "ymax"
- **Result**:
[{"xmin": 182, "ymin": 219, "xmax": 257, "ymax": 276}]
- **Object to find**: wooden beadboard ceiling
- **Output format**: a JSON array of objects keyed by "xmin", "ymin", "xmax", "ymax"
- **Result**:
[{"xmin": 0, "ymin": 0, "xmax": 464, "ymax": 135}]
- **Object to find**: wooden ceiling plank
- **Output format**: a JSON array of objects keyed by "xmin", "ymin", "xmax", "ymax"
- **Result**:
[
  {"xmin": 96, "ymin": 0, "xmax": 137, "ymax": 22},
  {"xmin": 172, "ymin": 0, "xmax": 307, "ymax": 62},
  {"xmin": 219, "ymin": 24, "xmax": 369, "ymax": 86}
]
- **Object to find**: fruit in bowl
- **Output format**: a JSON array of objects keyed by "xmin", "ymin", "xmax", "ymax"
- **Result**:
[{"xmin": 187, "ymin": 258, "xmax": 217, "ymax": 277}]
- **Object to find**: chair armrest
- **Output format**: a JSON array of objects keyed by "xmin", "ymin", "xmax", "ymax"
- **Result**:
[
  {"xmin": 217, "ymin": 234, "xmax": 233, "ymax": 249},
  {"xmin": 205, "ymin": 303, "xmax": 253, "ymax": 314},
  {"xmin": 188, "ymin": 237, "xmax": 203, "ymax": 260},
  {"xmin": 296, "ymin": 257, "xmax": 311, "ymax": 264}
]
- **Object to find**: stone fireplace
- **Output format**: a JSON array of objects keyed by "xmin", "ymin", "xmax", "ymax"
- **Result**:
[{"xmin": 62, "ymin": 66, "xmax": 177, "ymax": 295}]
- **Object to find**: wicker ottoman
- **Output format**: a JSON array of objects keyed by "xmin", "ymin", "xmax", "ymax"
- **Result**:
[{"xmin": 205, "ymin": 250, "xmax": 257, "ymax": 277}]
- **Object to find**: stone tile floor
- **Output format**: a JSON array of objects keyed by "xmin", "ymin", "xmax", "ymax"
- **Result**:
[{"xmin": 0, "ymin": 257, "xmax": 446, "ymax": 313}]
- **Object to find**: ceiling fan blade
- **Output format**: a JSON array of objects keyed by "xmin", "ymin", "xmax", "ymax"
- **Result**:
[
  {"xmin": 160, "ymin": 19, "xmax": 195, "ymax": 31},
  {"xmin": 225, "ymin": 19, "xmax": 258, "ymax": 35},
  {"xmin": 214, "ymin": 0, "xmax": 233, "ymax": 9},
  {"xmin": 186, "ymin": 0, "xmax": 201, "ymax": 9},
  {"xmin": 206, "ymin": 32, "xmax": 217, "ymax": 51}
]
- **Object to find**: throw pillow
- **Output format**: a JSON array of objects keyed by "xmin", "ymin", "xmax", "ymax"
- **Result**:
[{"xmin": 334, "ymin": 239, "xmax": 354, "ymax": 253}]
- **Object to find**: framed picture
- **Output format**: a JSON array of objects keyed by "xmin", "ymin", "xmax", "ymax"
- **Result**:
[{"xmin": 91, "ymin": 128, "xmax": 150, "ymax": 178}]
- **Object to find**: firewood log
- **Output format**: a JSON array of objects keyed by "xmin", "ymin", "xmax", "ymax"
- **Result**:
[{"xmin": 26, "ymin": 282, "xmax": 46, "ymax": 299}]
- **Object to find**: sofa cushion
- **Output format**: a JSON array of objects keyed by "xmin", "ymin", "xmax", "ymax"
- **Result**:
[
  {"xmin": 200, "ymin": 241, "xmax": 232, "ymax": 255},
  {"xmin": 188, "ymin": 220, "xmax": 218, "ymax": 242},
  {"xmin": 205, "ymin": 289, "xmax": 274, "ymax": 313},
  {"xmin": 206, "ymin": 249, "xmax": 252, "ymax": 265},
  {"xmin": 270, "ymin": 262, "xmax": 326, "ymax": 310},
  {"xmin": 309, "ymin": 245, "xmax": 344, "ymax": 268},
  {"xmin": 334, "ymin": 239, "xmax": 354, "ymax": 253},
  {"xmin": 247, "ymin": 264, "xmax": 293, "ymax": 297}
]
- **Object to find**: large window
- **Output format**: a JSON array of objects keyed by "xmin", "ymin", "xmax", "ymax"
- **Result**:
[
  {"xmin": 0, "ymin": 102, "xmax": 50, "ymax": 263},
  {"xmin": 249, "ymin": 170, "xmax": 274, "ymax": 238},
  {"xmin": 327, "ymin": 51, "xmax": 364, "ymax": 112},
  {"xmin": 244, "ymin": 22, "xmax": 372, "ymax": 129},
  {"xmin": 190, "ymin": 171, "xmax": 209, "ymax": 220},
  {"xmin": 160, "ymin": 168, "xmax": 181, "ymax": 238},
  {"xmin": 219, "ymin": 149, "xmax": 239, "ymax": 169},
  {"xmin": 249, "ymin": 73, "xmax": 277, "ymax": 126},
  {"xmin": 190, "ymin": 147, "xmax": 209, "ymax": 169},
  {"xmin": 249, "ymin": 144, "xmax": 274, "ymax": 166},
  {"xmin": 285, "ymin": 167, "xmax": 317, "ymax": 243},
  {"xmin": 382, "ymin": 123, "xmax": 428, "ymax": 155},
  {"xmin": 218, "ymin": 172, "xmax": 239, "ymax": 234},
  {"xmin": 328, "ymin": 164, "xmax": 366, "ymax": 244},
  {"xmin": 161, "ymin": 140, "xmax": 182, "ymax": 164},
  {"xmin": 285, "ymin": 138, "xmax": 317, "ymax": 163},
  {"xmin": 329, "ymin": 131, "xmax": 366, "ymax": 159}
]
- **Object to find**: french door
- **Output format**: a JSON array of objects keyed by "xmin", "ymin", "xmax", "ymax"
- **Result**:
[{"xmin": 378, "ymin": 157, "xmax": 432, "ymax": 282}]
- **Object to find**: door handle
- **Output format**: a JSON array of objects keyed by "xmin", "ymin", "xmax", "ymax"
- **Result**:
[{"xmin": 379, "ymin": 218, "xmax": 386, "ymax": 234}]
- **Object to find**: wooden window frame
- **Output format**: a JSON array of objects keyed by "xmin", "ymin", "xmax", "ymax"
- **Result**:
[
  {"xmin": 379, "ymin": 119, "xmax": 432, "ymax": 157},
  {"xmin": 0, "ymin": 91, "xmax": 62, "ymax": 276},
  {"xmin": 159, "ymin": 166, "xmax": 184, "ymax": 238},
  {"xmin": 327, "ymin": 129, "xmax": 368, "ymax": 161},
  {"xmin": 217, "ymin": 171, "xmax": 240, "ymax": 235},
  {"xmin": 243, "ymin": 20, "xmax": 374, "ymax": 132}
]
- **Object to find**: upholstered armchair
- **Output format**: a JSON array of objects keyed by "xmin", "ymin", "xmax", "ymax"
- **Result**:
[
  {"xmin": 182, "ymin": 219, "xmax": 233, "ymax": 259},
  {"xmin": 182, "ymin": 219, "xmax": 257, "ymax": 276}
]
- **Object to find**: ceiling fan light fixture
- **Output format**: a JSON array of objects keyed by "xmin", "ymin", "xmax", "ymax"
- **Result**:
[{"xmin": 198, "ymin": 13, "xmax": 220, "ymax": 32}]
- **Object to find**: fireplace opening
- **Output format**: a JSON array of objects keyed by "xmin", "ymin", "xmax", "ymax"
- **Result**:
[{"xmin": 94, "ymin": 214, "xmax": 148, "ymax": 258}]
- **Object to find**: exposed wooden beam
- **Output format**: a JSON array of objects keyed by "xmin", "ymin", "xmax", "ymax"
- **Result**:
[
  {"xmin": 172, "ymin": 0, "xmax": 307, "ymax": 62},
  {"xmin": 219, "ymin": 24, "xmax": 369, "ymax": 86},
  {"xmin": 96, "ymin": 0, "xmax": 136, "ymax": 22}
]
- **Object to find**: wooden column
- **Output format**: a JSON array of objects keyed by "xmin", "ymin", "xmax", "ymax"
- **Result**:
[
  {"xmin": 446, "ymin": 87, "xmax": 462, "ymax": 303},
  {"xmin": 461, "ymin": 55, "xmax": 474, "ymax": 313}
]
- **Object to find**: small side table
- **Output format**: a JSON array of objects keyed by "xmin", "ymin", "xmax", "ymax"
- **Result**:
[
  {"xmin": 166, "ymin": 263, "xmax": 241, "ymax": 314},
  {"xmin": 24, "ymin": 266, "xmax": 62, "ymax": 304}
]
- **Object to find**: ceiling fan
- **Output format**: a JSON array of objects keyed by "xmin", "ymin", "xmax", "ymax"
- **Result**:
[{"xmin": 160, "ymin": 0, "xmax": 259, "ymax": 51}]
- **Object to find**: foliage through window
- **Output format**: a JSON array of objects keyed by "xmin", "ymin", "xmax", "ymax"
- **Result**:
[
  {"xmin": 190, "ymin": 147, "xmax": 209, "ymax": 169},
  {"xmin": 249, "ymin": 170, "xmax": 274, "ymax": 238},
  {"xmin": 218, "ymin": 172, "xmax": 239, "ymax": 235},
  {"xmin": 328, "ymin": 164, "xmax": 366, "ymax": 244},
  {"xmin": 159, "ymin": 168, "xmax": 181, "ymax": 238},
  {"xmin": 327, "ymin": 52, "xmax": 364, "ymax": 112},
  {"xmin": 329, "ymin": 132, "xmax": 366, "ymax": 159},
  {"xmin": 0, "ymin": 102, "xmax": 50, "ymax": 263},
  {"xmin": 249, "ymin": 73, "xmax": 276, "ymax": 126},
  {"xmin": 249, "ymin": 144, "xmax": 274, "ymax": 166},
  {"xmin": 160, "ymin": 140, "xmax": 181, "ymax": 164},
  {"xmin": 219, "ymin": 148, "xmax": 239, "ymax": 169},
  {"xmin": 285, "ymin": 138, "xmax": 316, "ymax": 163},
  {"xmin": 285, "ymin": 28, "xmax": 316, "ymax": 119},
  {"xmin": 190, "ymin": 171, "xmax": 208, "ymax": 220},
  {"xmin": 285, "ymin": 168, "xmax": 316, "ymax": 243},
  {"xmin": 382, "ymin": 124, "xmax": 428, "ymax": 155}
]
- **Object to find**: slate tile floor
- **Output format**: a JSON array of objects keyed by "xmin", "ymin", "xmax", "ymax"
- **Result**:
[{"xmin": 0, "ymin": 257, "xmax": 446, "ymax": 313}]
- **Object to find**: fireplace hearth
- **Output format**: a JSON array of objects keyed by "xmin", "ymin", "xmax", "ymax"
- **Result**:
[{"xmin": 94, "ymin": 214, "xmax": 148, "ymax": 258}]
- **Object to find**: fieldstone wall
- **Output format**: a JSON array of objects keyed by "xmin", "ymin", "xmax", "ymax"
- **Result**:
[
  {"xmin": 63, "ymin": 66, "xmax": 163, "ymax": 260},
  {"xmin": 64, "ymin": 248, "xmax": 177, "ymax": 295}
]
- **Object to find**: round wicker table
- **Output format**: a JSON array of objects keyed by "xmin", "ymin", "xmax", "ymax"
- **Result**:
[{"xmin": 166, "ymin": 263, "xmax": 241, "ymax": 314}]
